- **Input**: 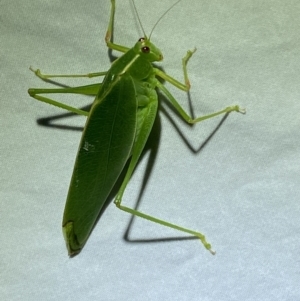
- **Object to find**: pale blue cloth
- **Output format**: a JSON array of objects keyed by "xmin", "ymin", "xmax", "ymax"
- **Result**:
[{"xmin": 1, "ymin": 0, "xmax": 299, "ymax": 300}]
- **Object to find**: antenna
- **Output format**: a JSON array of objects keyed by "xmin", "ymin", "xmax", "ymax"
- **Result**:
[
  {"xmin": 149, "ymin": 0, "xmax": 183, "ymax": 40},
  {"xmin": 131, "ymin": 0, "xmax": 147, "ymax": 38}
]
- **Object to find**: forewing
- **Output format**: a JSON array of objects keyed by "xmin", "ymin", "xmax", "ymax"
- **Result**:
[{"xmin": 62, "ymin": 74, "xmax": 137, "ymax": 254}]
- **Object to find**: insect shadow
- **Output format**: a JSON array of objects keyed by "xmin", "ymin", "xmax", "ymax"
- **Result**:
[{"xmin": 36, "ymin": 86, "xmax": 231, "ymax": 247}]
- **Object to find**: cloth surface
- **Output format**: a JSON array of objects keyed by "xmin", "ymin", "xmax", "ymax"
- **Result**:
[{"xmin": 1, "ymin": 0, "xmax": 299, "ymax": 300}]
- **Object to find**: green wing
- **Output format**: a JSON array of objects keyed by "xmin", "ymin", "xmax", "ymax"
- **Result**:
[{"xmin": 62, "ymin": 74, "xmax": 137, "ymax": 255}]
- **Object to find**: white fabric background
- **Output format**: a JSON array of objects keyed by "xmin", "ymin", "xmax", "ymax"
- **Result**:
[{"xmin": 1, "ymin": 0, "xmax": 299, "ymax": 300}]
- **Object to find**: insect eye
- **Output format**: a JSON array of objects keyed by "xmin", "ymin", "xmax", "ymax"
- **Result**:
[
  {"xmin": 141, "ymin": 46, "xmax": 150, "ymax": 53},
  {"xmin": 138, "ymin": 37, "xmax": 145, "ymax": 42}
]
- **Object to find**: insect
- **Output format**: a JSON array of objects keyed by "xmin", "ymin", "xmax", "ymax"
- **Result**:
[{"xmin": 28, "ymin": 0, "xmax": 244, "ymax": 256}]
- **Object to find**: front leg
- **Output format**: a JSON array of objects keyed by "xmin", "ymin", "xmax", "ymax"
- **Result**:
[
  {"xmin": 105, "ymin": 0, "xmax": 130, "ymax": 53},
  {"xmin": 154, "ymin": 48, "xmax": 197, "ymax": 92}
]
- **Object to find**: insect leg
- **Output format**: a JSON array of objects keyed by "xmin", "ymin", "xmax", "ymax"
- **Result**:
[
  {"xmin": 157, "ymin": 81, "xmax": 244, "ymax": 124},
  {"xmin": 30, "ymin": 67, "xmax": 107, "ymax": 81},
  {"xmin": 28, "ymin": 83, "xmax": 101, "ymax": 115},
  {"xmin": 105, "ymin": 0, "xmax": 130, "ymax": 53},
  {"xmin": 157, "ymin": 47, "xmax": 239, "ymax": 93},
  {"xmin": 155, "ymin": 48, "xmax": 197, "ymax": 92},
  {"xmin": 114, "ymin": 92, "xmax": 215, "ymax": 254}
]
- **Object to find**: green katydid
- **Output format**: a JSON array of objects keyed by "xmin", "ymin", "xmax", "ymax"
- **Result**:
[{"xmin": 28, "ymin": 0, "xmax": 244, "ymax": 256}]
